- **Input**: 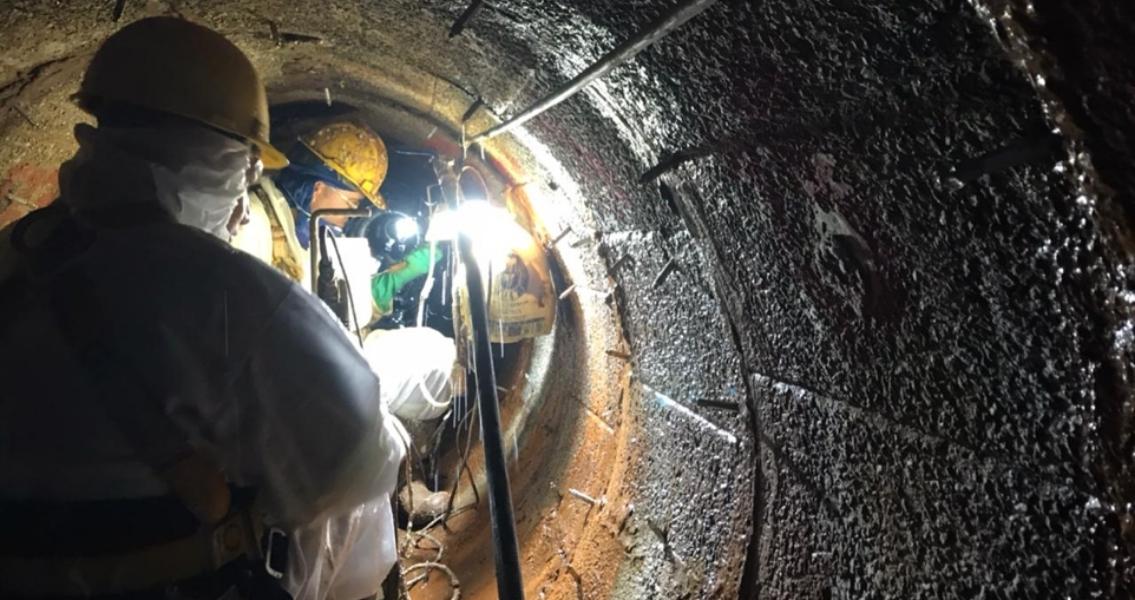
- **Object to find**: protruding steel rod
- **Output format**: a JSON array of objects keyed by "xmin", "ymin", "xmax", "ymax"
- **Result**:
[
  {"xmin": 449, "ymin": 0, "xmax": 485, "ymax": 38},
  {"xmin": 467, "ymin": 0, "xmax": 720, "ymax": 145},
  {"xmin": 462, "ymin": 97, "xmax": 486, "ymax": 123}
]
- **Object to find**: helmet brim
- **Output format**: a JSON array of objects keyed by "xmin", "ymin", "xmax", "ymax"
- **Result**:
[
  {"xmin": 75, "ymin": 92, "xmax": 290, "ymax": 171},
  {"xmin": 254, "ymin": 139, "xmax": 289, "ymax": 170}
]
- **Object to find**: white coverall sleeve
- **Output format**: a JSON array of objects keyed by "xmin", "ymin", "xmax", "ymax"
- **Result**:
[
  {"xmin": 233, "ymin": 286, "xmax": 405, "ymax": 529},
  {"xmin": 363, "ymin": 327, "xmax": 456, "ymax": 422}
]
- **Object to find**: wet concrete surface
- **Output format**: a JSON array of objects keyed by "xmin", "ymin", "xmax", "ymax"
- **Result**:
[
  {"xmin": 1, "ymin": 0, "xmax": 1133, "ymax": 597},
  {"xmin": 470, "ymin": 0, "xmax": 1135, "ymax": 596}
]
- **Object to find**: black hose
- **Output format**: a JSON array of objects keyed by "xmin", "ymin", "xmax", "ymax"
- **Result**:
[{"xmin": 456, "ymin": 231, "xmax": 524, "ymax": 599}]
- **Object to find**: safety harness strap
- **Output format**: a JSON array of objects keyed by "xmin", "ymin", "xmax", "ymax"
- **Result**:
[
  {"xmin": 252, "ymin": 183, "xmax": 305, "ymax": 284},
  {"xmin": 0, "ymin": 205, "xmax": 287, "ymax": 597},
  {"xmin": 10, "ymin": 204, "xmax": 232, "ymax": 525}
]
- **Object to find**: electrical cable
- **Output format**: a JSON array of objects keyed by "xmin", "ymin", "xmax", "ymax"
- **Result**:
[
  {"xmin": 458, "ymin": 165, "xmax": 490, "ymax": 201},
  {"xmin": 456, "ymin": 231, "xmax": 523, "ymax": 598},
  {"xmin": 416, "ymin": 232, "xmax": 439, "ymax": 327}
]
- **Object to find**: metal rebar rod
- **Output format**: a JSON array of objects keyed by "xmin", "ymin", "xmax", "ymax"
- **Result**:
[
  {"xmin": 457, "ymin": 231, "xmax": 525, "ymax": 599},
  {"xmin": 567, "ymin": 488, "xmax": 604, "ymax": 507},
  {"xmin": 449, "ymin": 0, "xmax": 485, "ymax": 38},
  {"xmin": 462, "ymin": 97, "xmax": 486, "ymax": 123},
  {"xmin": 466, "ymin": 0, "xmax": 720, "ymax": 145}
]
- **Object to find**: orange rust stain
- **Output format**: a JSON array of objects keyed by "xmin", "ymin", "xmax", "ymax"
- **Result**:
[
  {"xmin": 0, "ymin": 163, "xmax": 59, "ymax": 228},
  {"xmin": 421, "ymin": 133, "xmax": 463, "ymax": 162},
  {"xmin": 408, "ymin": 350, "xmax": 632, "ymax": 600},
  {"xmin": 525, "ymin": 371, "xmax": 638, "ymax": 600}
]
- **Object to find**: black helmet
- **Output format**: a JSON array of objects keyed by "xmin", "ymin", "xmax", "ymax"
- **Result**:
[{"xmin": 362, "ymin": 211, "xmax": 422, "ymax": 265}]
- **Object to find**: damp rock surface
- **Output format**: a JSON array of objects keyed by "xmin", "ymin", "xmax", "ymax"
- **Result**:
[{"xmin": 486, "ymin": 0, "xmax": 1134, "ymax": 596}]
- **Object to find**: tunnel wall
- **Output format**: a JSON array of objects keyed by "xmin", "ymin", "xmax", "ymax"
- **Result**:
[
  {"xmin": 448, "ymin": 0, "xmax": 1135, "ymax": 596},
  {"xmin": 1, "ymin": 0, "xmax": 1132, "ymax": 598}
]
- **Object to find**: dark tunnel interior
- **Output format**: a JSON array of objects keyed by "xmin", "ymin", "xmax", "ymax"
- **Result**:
[{"xmin": 1, "ymin": 0, "xmax": 1133, "ymax": 598}]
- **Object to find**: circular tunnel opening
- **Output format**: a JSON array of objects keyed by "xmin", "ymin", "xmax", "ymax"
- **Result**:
[
  {"xmin": 0, "ymin": 24, "xmax": 639, "ymax": 594},
  {"xmin": 262, "ymin": 87, "xmax": 633, "ymax": 599}
]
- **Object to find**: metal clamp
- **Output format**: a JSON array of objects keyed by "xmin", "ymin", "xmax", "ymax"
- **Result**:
[{"xmin": 263, "ymin": 527, "xmax": 287, "ymax": 580}]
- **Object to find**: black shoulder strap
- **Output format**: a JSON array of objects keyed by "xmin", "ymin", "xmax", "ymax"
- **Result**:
[{"xmin": 6, "ymin": 206, "xmax": 231, "ymax": 524}]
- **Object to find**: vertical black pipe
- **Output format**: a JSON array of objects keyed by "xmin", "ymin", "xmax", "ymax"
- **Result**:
[{"xmin": 456, "ymin": 231, "xmax": 525, "ymax": 599}]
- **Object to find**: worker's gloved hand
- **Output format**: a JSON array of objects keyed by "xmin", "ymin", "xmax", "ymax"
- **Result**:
[
  {"xmin": 370, "ymin": 243, "xmax": 440, "ymax": 316},
  {"xmin": 372, "ymin": 295, "xmax": 414, "ymax": 330}
]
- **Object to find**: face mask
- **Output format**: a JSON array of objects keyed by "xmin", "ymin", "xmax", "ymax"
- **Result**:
[
  {"xmin": 291, "ymin": 204, "xmax": 347, "ymax": 249},
  {"xmin": 148, "ymin": 129, "xmax": 253, "ymax": 241},
  {"xmin": 59, "ymin": 123, "xmax": 253, "ymax": 241},
  {"xmin": 150, "ymin": 153, "xmax": 250, "ymax": 241}
]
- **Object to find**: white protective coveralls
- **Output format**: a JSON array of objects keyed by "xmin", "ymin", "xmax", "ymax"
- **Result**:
[
  {"xmin": 0, "ymin": 122, "xmax": 404, "ymax": 600},
  {"xmin": 363, "ymin": 327, "xmax": 455, "ymax": 422}
]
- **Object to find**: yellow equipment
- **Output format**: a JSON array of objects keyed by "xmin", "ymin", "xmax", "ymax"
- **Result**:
[
  {"xmin": 301, "ymin": 122, "xmax": 388, "ymax": 209},
  {"xmin": 429, "ymin": 201, "xmax": 556, "ymax": 344},
  {"xmin": 75, "ymin": 17, "xmax": 288, "ymax": 170}
]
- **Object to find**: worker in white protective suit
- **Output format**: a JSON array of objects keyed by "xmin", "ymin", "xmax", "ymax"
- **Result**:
[
  {"xmin": 0, "ymin": 18, "xmax": 405, "ymax": 600},
  {"xmin": 231, "ymin": 125, "xmax": 459, "ymax": 424},
  {"xmin": 231, "ymin": 121, "xmax": 443, "ymax": 334}
]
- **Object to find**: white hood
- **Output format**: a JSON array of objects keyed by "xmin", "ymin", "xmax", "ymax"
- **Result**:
[{"xmin": 59, "ymin": 122, "xmax": 252, "ymax": 240}]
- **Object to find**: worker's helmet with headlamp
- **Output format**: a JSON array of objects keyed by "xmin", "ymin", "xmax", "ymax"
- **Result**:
[
  {"xmin": 362, "ymin": 211, "xmax": 422, "ymax": 266},
  {"xmin": 300, "ymin": 122, "xmax": 389, "ymax": 210},
  {"xmin": 75, "ymin": 17, "xmax": 288, "ymax": 170}
]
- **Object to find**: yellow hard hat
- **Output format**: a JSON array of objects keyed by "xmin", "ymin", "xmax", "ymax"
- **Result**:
[
  {"xmin": 300, "ymin": 122, "xmax": 388, "ymax": 209},
  {"xmin": 76, "ymin": 17, "xmax": 288, "ymax": 170}
]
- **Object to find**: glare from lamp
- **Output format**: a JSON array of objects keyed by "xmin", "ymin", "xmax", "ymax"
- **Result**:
[
  {"xmin": 428, "ymin": 201, "xmax": 531, "ymax": 276},
  {"xmin": 393, "ymin": 216, "xmax": 420, "ymax": 242}
]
